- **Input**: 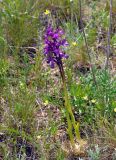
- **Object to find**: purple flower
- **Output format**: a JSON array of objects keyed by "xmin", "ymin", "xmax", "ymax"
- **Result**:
[{"xmin": 43, "ymin": 25, "xmax": 69, "ymax": 68}]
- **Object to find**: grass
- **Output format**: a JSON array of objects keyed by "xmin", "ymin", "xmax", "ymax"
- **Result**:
[{"xmin": 0, "ymin": 0, "xmax": 116, "ymax": 159}]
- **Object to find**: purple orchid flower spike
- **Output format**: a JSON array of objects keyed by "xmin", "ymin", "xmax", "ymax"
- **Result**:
[
  {"xmin": 43, "ymin": 25, "xmax": 82, "ymax": 145},
  {"xmin": 43, "ymin": 25, "xmax": 69, "ymax": 69}
]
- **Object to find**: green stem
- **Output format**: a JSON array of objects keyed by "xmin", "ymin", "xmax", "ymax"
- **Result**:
[
  {"xmin": 63, "ymin": 81, "xmax": 81, "ymax": 140},
  {"xmin": 65, "ymin": 106, "xmax": 74, "ymax": 144},
  {"xmin": 59, "ymin": 62, "xmax": 81, "ymax": 142}
]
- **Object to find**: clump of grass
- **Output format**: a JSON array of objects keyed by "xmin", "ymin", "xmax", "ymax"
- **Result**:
[{"xmin": 1, "ymin": 0, "xmax": 39, "ymax": 59}]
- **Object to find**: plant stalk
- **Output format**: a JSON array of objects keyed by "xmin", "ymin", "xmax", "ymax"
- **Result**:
[
  {"xmin": 78, "ymin": 0, "xmax": 97, "ymax": 86},
  {"xmin": 58, "ymin": 62, "xmax": 81, "ymax": 142}
]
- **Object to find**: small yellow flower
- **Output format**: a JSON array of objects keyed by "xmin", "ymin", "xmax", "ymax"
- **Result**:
[
  {"xmin": 83, "ymin": 96, "xmax": 88, "ymax": 100},
  {"xmin": 44, "ymin": 9, "xmax": 50, "ymax": 15},
  {"xmin": 19, "ymin": 81, "xmax": 25, "ymax": 89},
  {"xmin": 37, "ymin": 135, "xmax": 41, "ymax": 140},
  {"xmin": 114, "ymin": 108, "xmax": 116, "ymax": 112},
  {"xmin": 19, "ymin": 82, "xmax": 24, "ymax": 87},
  {"xmin": 44, "ymin": 100, "xmax": 49, "ymax": 106},
  {"xmin": 72, "ymin": 41, "xmax": 77, "ymax": 46},
  {"xmin": 91, "ymin": 99, "xmax": 96, "ymax": 103}
]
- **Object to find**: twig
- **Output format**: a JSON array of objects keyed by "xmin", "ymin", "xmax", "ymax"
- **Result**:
[
  {"xmin": 105, "ymin": 0, "xmax": 113, "ymax": 69},
  {"xmin": 78, "ymin": 0, "xmax": 97, "ymax": 86}
]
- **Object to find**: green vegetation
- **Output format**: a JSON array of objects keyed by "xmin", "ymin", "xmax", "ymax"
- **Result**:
[{"xmin": 0, "ymin": 0, "xmax": 116, "ymax": 159}]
